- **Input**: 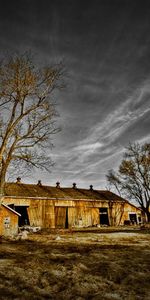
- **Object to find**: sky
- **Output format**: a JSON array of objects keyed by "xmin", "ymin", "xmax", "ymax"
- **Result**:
[{"xmin": 0, "ymin": 0, "xmax": 150, "ymax": 189}]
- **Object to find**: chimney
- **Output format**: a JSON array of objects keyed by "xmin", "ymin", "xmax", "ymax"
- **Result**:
[
  {"xmin": 90, "ymin": 185, "xmax": 93, "ymax": 191},
  {"xmin": 16, "ymin": 177, "xmax": 21, "ymax": 183},
  {"xmin": 37, "ymin": 180, "xmax": 42, "ymax": 186},
  {"xmin": 73, "ymin": 182, "xmax": 77, "ymax": 189},
  {"xmin": 56, "ymin": 181, "xmax": 60, "ymax": 188}
]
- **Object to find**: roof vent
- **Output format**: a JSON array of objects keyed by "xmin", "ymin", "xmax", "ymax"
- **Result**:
[
  {"xmin": 90, "ymin": 185, "xmax": 93, "ymax": 191},
  {"xmin": 73, "ymin": 182, "xmax": 77, "ymax": 189},
  {"xmin": 37, "ymin": 180, "xmax": 42, "ymax": 186},
  {"xmin": 16, "ymin": 177, "xmax": 21, "ymax": 183},
  {"xmin": 56, "ymin": 181, "xmax": 60, "ymax": 188}
]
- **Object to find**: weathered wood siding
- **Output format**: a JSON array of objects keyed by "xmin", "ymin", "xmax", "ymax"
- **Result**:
[
  {"xmin": 0, "ymin": 205, "xmax": 19, "ymax": 236},
  {"xmin": 2, "ymin": 196, "xmax": 142, "ymax": 228},
  {"xmin": 55, "ymin": 207, "xmax": 67, "ymax": 228},
  {"xmin": 121, "ymin": 202, "xmax": 142, "ymax": 224},
  {"xmin": 109, "ymin": 202, "xmax": 125, "ymax": 226}
]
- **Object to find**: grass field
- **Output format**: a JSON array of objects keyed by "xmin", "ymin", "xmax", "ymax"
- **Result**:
[{"xmin": 0, "ymin": 228, "xmax": 150, "ymax": 300}]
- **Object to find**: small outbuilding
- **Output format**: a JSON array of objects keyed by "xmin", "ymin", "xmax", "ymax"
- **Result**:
[{"xmin": 0, "ymin": 203, "xmax": 21, "ymax": 237}]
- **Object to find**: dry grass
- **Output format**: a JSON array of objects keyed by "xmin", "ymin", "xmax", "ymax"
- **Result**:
[{"xmin": 0, "ymin": 228, "xmax": 150, "ymax": 300}]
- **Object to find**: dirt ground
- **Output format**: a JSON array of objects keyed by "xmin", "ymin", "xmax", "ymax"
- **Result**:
[{"xmin": 0, "ymin": 227, "xmax": 150, "ymax": 300}]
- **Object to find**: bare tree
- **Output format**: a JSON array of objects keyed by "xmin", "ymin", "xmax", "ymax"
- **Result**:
[
  {"xmin": 106, "ymin": 143, "xmax": 150, "ymax": 222},
  {"xmin": 0, "ymin": 53, "xmax": 64, "ymax": 195}
]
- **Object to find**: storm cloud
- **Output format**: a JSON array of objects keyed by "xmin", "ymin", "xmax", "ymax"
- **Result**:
[{"xmin": 0, "ymin": 0, "xmax": 150, "ymax": 188}]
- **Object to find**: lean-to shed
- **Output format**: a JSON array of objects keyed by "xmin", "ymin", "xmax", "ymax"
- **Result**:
[{"xmin": 0, "ymin": 203, "xmax": 21, "ymax": 237}]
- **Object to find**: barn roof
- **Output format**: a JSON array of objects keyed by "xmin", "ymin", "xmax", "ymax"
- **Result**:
[
  {"xmin": 4, "ymin": 182, "xmax": 127, "ymax": 202},
  {"xmin": 1, "ymin": 203, "xmax": 21, "ymax": 216}
]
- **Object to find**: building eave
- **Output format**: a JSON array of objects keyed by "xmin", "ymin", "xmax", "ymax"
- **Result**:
[{"xmin": 1, "ymin": 203, "xmax": 21, "ymax": 216}]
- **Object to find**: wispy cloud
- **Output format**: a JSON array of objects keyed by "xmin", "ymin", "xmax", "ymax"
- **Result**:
[
  {"xmin": 3, "ymin": 0, "xmax": 150, "ymax": 188},
  {"xmin": 49, "ymin": 79, "xmax": 150, "ymax": 188}
]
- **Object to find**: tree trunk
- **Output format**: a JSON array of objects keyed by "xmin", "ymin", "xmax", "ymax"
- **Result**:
[
  {"xmin": 146, "ymin": 210, "xmax": 150, "ymax": 223},
  {"xmin": 0, "ymin": 169, "xmax": 6, "ymax": 196}
]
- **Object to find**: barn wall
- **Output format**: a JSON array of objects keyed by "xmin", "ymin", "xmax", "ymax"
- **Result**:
[
  {"xmin": 3, "ymin": 197, "xmax": 30, "ymax": 206},
  {"xmin": 68, "ymin": 207, "xmax": 93, "ymax": 227},
  {"xmin": 0, "ymin": 206, "xmax": 19, "ymax": 236},
  {"xmin": 109, "ymin": 201, "xmax": 142, "ymax": 225},
  {"xmin": 44, "ymin": 202, "xmax": 55, "ymax": 228},
  {"xmin": 2, "ymin": 197, "xmax": 142, "ymax": 228},
  {"xmin": 109, "ymin": 202, "xmax": 125, "ymax": 226},
  {"xmin": 122, "ymin": 202, "xmax": 142, "ymax": 224},
  {"xmin": 3, "ymin": 197, "xmax": 55, "ymax": 227}
]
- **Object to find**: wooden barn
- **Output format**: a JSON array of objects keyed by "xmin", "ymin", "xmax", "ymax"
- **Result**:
[
  {"xmin": 2, "ymin": 179, "xmax": 143, "ymax": 229},
  {"xmin": 0, "ymin": 203, "xmax": 21, "ymax": 237}
]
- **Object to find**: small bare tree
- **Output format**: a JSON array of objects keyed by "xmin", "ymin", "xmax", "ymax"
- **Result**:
[
  {"xmin": 106, "ymin": 143, "xmax": 150, "ymax": 222},
  {"xmin": 0, "ymin": 53, "xmax": 63, "ymax": 195}
]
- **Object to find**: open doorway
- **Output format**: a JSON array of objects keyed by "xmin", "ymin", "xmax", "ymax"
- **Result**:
[
  {"xmin": 65, "ymin": 207, "xmax": 68, "ymax": 229},
  {"xmin": 99, "ymin": 208, "xmax": 109, "ymax": 225},
  {"xmin": 129, "ymin": 213, "xmax": 137, "ymax": 225},
  {"xmin": 14, "ymin": 206, "xmax": 30, "ymax": 226}
]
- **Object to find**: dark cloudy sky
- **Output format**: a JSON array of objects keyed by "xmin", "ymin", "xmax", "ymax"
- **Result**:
[{"xmin": 1, "ymin": 0, "xmax": 150, "ymax": 188}]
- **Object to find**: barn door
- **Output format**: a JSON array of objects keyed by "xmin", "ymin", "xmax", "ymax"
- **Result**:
[{"xmin": 55, "ymin": 207, "xmax": 68, "ymax": 229}]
